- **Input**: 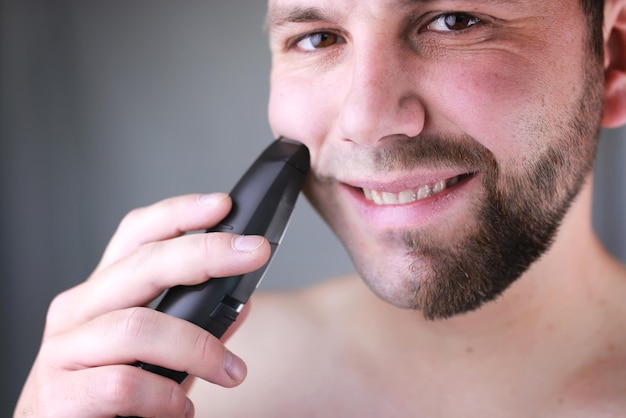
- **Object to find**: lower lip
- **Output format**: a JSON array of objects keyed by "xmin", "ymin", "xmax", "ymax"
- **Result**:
[{"xmin": 342, "ymin": 175, "xmax": 480, "ymax": 230}]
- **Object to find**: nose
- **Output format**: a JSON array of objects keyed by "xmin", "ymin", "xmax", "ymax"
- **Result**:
[{"xmin": 337, "ymin": 42, "xmax": 425, "ymax": 146}]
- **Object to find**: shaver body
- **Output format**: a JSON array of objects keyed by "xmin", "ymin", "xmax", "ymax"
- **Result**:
[{"xmin": 137, "ymin": 138, "xmax": 309, "ymax": 383}]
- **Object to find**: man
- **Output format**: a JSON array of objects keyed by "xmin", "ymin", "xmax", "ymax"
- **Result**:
[{"xmin": 15, "ymin": 0, "xmax": 626, "ymax": 416}]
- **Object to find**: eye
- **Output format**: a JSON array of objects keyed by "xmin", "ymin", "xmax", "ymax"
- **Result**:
[
  {"xmin": 294, "ymin": 32, "xmax": 343, "ymax": 51},
  {"xmin": 426, "ymin": 13, "xmax": 481, "ymax": 32}
]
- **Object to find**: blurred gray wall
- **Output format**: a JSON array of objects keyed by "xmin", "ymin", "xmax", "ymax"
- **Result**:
[{"xmin": 1, "ymin": 1, "xmax": 624, "ymax": 415}]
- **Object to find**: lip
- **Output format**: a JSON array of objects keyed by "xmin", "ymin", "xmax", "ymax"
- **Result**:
[{"xmin": 340, "ymin": 172, "xmax": 480, "ymax": 230}]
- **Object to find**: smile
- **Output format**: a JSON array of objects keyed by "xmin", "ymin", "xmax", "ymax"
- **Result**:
[{"xmin": 362, "ymin": 174, "xmax": 473, "ymax": 206}]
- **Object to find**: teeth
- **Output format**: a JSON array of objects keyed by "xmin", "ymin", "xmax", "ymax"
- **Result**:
[
  {"xmin": 398, "ymin": 189, "xmax": 416, "ymax": 204},
  {"xmin": 382, "ymin": 192, "xmax": 397, "ymax": 205},
  {"xmin": 370, "ymin": 190, "xmax": 382, "ymax": 205},
  {"xmin": 417, "ymin": 185, "xmax": 432, "ymax": 200},
  {"xmin": 362, "ymin": 175, "xmax": 464, "ymax": 206},
  {"xmin": 433, "ymin": 180, "xmax": 446, "ymax": 194}
]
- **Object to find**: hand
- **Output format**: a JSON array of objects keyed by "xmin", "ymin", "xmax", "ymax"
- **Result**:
[{"xmin": 14, "ymin": 193, "xmax": 271, "ymax": 417}]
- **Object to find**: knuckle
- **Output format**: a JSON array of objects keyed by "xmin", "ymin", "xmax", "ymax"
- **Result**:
[
  {"xmin": 127, "ymin": 240, "xmax": 159, "ymax": 270},
  {"xmin": 116, "ymin": 307, "xmax": 156, "ymax": 340},
  {"xmin": 35, "ymin": 336, "xmax": 57, "ymax": 367},
  {"xmin": 45, "ymin": 289, "xmax": 75, "ymax": 332},
  {"xmin": 199, "ymin": 233, "xmax": 227, "ymax": 278},
  {"xmin": 166, "ymin": 382, "xmax": 189, "ymax": 416},
  {"xmin": 102, "ymin": 367, "xmax": 143, "ymax": 410},
  {"xmin": 194, "ymin": 330, "xmax": 221, "ymax": 365},
  {"xmin": 118, "ymin": 206, "xmax": 146, "ymax": 231},
  {"xmin": 124, "ymin": 243, "xmax": 166, "ymax": 290},
  {"xmin": 104, "ymin": 367, "xmax": 187, "ymax": 417},
  {"xmin": 201, "ymin": 233, "xmax": 225, "ymax": 259}
]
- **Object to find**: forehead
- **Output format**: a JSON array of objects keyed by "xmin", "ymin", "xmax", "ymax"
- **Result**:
[
  {"xmin": 265, "ymin": 0, "xmax": 578, "ymax": 29},
  {"xmin": 266, "ymin": 0, "xmax": 417, "ymax": 26}
]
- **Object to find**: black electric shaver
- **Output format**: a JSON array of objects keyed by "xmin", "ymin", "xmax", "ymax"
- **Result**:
[{"xmin": 136, "ymin": 138, "xmax": 309, "ymax": 383}]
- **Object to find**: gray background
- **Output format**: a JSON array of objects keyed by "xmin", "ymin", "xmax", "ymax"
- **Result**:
[{"xmin": 1, "ymin": 1, "xmax": 624, "ymax": 415}]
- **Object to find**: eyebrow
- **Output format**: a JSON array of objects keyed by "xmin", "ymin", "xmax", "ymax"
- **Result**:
[
  {"xmin": 263, "ymin": 0, "xmax": 462, "ymax": 31},
  {"xmin": 264, "ymin": 5, "xmax": 339, "ymax": 32}
]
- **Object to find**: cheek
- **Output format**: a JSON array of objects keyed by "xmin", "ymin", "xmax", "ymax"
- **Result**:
[
  {"xmin": 431, "ymin": 57, "xmax": 551, "ymax": 161},
  {"xmin": 268, "ymin": 74, "xmax": 338, "ymax": 166}
]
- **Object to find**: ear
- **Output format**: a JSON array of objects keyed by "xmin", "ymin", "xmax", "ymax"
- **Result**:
[{"xmin": 602, "ymin": 0, "xmax": 626, "ymax": 128}]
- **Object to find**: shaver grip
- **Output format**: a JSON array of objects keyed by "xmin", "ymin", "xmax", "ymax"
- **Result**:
[{"xmin": 130, "ymin": 139, "xmax": 309, "ymax": 383}]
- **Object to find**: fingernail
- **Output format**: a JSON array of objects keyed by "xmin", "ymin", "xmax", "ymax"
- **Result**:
[
  {"xmin": 232, "ymin": 235, "xmax": 265, "ymax": 253},
  {"xmin": 224, "ymin": 350, "xmax": 246, "ymax": 382},
  {"xmin": 197, "ymin": 193, "xmax": 229, "ymax": 206},
  {"xmin": 185, "ymin": 398, "xmax": 194, "ymax": 418}
]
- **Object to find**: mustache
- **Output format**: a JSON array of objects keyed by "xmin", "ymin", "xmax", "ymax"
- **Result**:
[{"xmin": 368, "ymin": 133, "xmax": 497, "ymax": 173}]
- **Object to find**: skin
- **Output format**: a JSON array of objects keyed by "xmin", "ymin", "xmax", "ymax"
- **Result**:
[
  {"xmin": 14, "ymin": 0, "xmax": 626, "ymax": 417},
  {"xmin": 267, "ymin": 0, "xmax": 605, "ymax": 320}
]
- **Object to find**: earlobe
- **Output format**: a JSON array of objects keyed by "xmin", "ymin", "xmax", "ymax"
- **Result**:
[
  {"xmin": 601, "ymin": 0, "xmax": 626, "ymax": 128},
  {"xmin": 603, "ymin": 70, "xmax": 626, "ymax": 128}
]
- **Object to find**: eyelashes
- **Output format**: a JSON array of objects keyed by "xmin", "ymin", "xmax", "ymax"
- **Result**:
[
  {"xmin": 425, "ymin": 13, "xmax": 482, "ymax": 33},
  {"xmin": 292, "ymin": 31, "xmax": 345, "ymax": 51}
]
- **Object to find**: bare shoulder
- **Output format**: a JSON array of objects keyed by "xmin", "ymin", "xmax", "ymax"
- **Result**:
[
  {"xmin": 556, "ymin": 257, "xmax": 626, "ymax": 415},
  {"xmin": 189, "ymin": 274, "xmax": 368, "ymax": 417}
]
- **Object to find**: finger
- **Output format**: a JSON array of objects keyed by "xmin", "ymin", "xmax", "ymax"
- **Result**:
[
  {"xmin": 46, "ymin": 233, "xmax": 270, "ymax": 335},
  {"xmin": 47, "ymin": 307, "xmax": 247, "ymax": 388},
  {"xmin": 96, "ymin": 193, "xmax": 232, "ymax": 272},
  {"xmin": 40, "ymin": 364, "xmax": 192, "ymax": 418}
]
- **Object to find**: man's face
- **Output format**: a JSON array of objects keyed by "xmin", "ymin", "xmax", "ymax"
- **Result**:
[{"xmin": 266, "ymin": 0, "xmax": 604, "ymax": 319}]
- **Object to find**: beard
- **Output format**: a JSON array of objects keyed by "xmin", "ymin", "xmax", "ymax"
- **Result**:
[
  {"xmin": 303, "ymin": 40, "xmax": 606, "ymax": 321},
  {"xmin": 372, "ymin": 67, "xmax": 605, "ymax": 320}
]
